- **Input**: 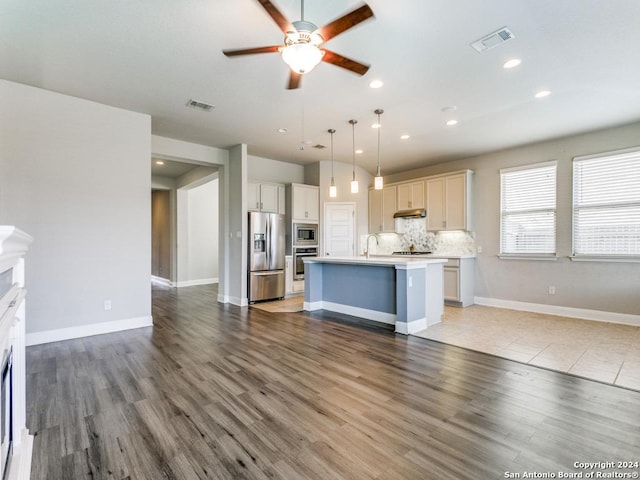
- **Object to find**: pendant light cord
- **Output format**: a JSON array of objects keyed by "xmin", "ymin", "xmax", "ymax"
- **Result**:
[
  {"xmin": 377, "ymin": 113, "xmax": 381, "ymax": 175},
  {"xmin": 300, "ymin": 85, "xmax": 305, "ymax": 150},
  {"xmin": 350, "ymin": 119, "xmax": 357, "ymax": 181},
  {"xmin": 375, "ymin": 108, "xmax": 384, "ymax": 177}
]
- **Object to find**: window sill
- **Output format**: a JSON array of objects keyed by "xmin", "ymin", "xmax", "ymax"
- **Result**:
[
  {"xmin": 569, "ymin": 255, "xmax": 640, "ymax": 263},
  {"xmin": 499, "ymin": 254, "xmax": 559, "ymax": 261}
]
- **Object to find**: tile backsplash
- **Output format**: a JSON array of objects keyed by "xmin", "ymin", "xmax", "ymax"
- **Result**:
[{"xmin": 361, "ymin": 217, "xmax": 476, "ymax": 256}]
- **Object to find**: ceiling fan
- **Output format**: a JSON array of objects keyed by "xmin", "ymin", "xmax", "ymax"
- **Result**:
[{"xmin": 223, "ymin": 0, "xmax": 375, "ymax": 89}]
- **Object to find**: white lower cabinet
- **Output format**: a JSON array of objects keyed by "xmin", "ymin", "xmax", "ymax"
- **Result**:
[
  {"xmin": 285, "ymin": 255, "xmax": 304, "ymax": 295},
  {"xmin": 443, "ymin": 257, "xmax": 475, "ymax": 307},
  {"xmin": 285, "ymin": 256, "xmax": 293, "ymax": 294}
]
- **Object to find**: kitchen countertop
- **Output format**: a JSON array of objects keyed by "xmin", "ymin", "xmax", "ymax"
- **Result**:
[
  {"xmin": 370, "ymin": 253, "xmax": 477, "ymax": 259},
  {"xmin": 304, "ymin": 255, "xmax": 447, "ymax": 267}
]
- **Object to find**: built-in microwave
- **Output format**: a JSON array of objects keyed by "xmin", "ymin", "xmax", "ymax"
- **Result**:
[{"xmin": 293, "ymin": 222, "xmax": 318, "ymax": 246}]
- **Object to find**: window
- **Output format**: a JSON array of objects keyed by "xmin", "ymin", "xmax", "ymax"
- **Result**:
[
  {"xmin": 500, "ymin": 162, "xmax": 557, "ymax": 256},
  {"xmin": 573, "ymin": 148, "xmax": 640, "ymax": 257}
]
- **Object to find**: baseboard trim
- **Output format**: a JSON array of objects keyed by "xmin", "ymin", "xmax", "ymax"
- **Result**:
[
  {"xmin": 474, "ymin": 297, "xmax": 640, "ymax": 327},
  {"xmin": 217, "ymin": 294, "xmax": 248, "ymax": 307},
  {"xmin": 26, "ymin": 315, "xmax": 154, "ymax": 346},
  {"xmin": 151, "ymin": 276, "xmax": 173, "ymax": 287},
  {"xmin": 396, "ymin": 317, "xmax": 426, "ymax": 335},
  {"xmin": 175, "ymin": 278, "xmax": 218, "ymax": 288},
  {"xmin": 304, "ymin": 300, "xmax": 396, "ymax": 325}
]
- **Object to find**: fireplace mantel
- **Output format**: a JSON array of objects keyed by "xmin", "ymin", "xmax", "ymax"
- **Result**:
[{"xmin": 0, "ymin": 226, "xmax": 33, "ymax": 480}]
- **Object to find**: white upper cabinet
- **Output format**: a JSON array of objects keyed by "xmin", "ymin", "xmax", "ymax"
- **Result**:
[
  {"xmin": 248, "ymin": 181, "xmax": 285, "ymax": 214},
  {"xmin": 426, "ymin": 170, "xmax": 473, "ymax": 231},
  {"xmin": 291, "ymin": 183, "xmax": 319, "ymax": 221},
  {"xmin": 369, "ymin": 185, "xmax": 397, "ymax": 233},
  {"xmin": 397, "ymin": 180, "xmax": 425, "ymax": 210}
]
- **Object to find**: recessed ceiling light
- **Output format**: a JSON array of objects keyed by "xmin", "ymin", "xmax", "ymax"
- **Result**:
[
  {"xmin": 446, "ymin": 120, "xmax": 458, "ymax": 126},
  {"xmin": 535, "ymin": 90, "xmax": 551, "ymax": 98},
  {"xmin": 369, "ymin": 80, "xmax": 384, "ymax": 89},
  {"xmin": 355, "ymin": 149, "xmax": 364, "ymax": 154},
  {"xmin": 155, "ymin": 160, "xmax": 164, "ymax": 165},
  {"xmin": 277, "ymin": 128, "xmax": 288, "ymax": 133},
  {"xmin": 503, "ymin": 58, "xmax": 522, "ymax": 69},
  {"xmin": 400, "ymin": 134, "xmax": 410, "ymax": 140}
]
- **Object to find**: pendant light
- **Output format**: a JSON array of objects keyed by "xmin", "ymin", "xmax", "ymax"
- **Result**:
[
  {"xmin": 374, "ymin": 108, "xmax": 384, "ymax": 190},
  {"xmin": 328, "ymin": 128, "xmax": 337, "ymax": 198},
  {"xmin": 349, "ymin": 119, "xmax": 359, "ymax": 193}
]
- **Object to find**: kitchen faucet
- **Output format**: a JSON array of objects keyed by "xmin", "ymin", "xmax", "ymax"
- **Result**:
[{"xmin": 365, "ymin": 234, "xmax": 379, "ymax": 259}]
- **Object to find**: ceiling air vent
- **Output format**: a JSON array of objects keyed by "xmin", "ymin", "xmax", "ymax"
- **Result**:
[
  {"xmin": 186, "ymin": 99, "xmax": 215, "ymax": 111},
  {"xmin": 471, "ymin": 27, "xmax": 514, "ymax": 53}
]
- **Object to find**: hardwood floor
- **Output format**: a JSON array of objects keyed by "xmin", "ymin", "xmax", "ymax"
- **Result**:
[{"xmin": 27, "ymin": 284, "xmax": 640, "ymax": 479}]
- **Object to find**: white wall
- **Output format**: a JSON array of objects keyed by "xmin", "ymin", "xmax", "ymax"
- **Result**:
[
  {"xmin": 0, "ymin": 80, "xmax": 152, "ymax": 342},
  {"xmin": 187, "ymin": 179, "xmax": 219, "ymax": 284},
  {"xmin": 226, "ymin": 145, "xmax": 248, "ymax": 305},
  {"xmin": 248, "ymin": 155, "xmax": 305, "ymax": 184},
  {"xmin": 386, "ymin": 121, "xmax": 640, "ymax": 317},
  {"xmin": 317, "ymin": 160, "xmax": 372, "ymax": 245}
]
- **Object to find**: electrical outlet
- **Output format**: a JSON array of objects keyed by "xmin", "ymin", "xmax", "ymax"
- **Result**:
[
  {"xmin": 104, "ymin": 300, "xmax": 112, "ymax": 310},
  {"xmin": 548, "ymin": 286, "xmax": 556, "ymax": 295}
]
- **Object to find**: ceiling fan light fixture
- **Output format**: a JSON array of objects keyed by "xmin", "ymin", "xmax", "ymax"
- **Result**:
[{"xmin": 281, "ymin": 43, "xmax": 324, "ymax": 74}]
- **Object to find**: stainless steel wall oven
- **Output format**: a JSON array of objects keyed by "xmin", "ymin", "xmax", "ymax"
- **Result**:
[{"xmin": 293, "ymin": 247, "xmax": 318, "ymax": 281}]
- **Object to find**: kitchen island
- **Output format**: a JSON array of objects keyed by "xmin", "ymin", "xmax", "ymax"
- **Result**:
[{"xmin": 303, "ymin": 256, "xmax": 446, "ymax": 334}]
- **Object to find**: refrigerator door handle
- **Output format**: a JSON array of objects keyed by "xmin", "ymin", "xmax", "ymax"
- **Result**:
[{"xmin": 266, "ymin": 215, "xmax": 271, "ymax": 268}]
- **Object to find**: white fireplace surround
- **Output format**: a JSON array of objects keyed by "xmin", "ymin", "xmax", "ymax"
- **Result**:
[{"xmin": 0, "ymin": 226, "xmax": 34, "ymax": 480}]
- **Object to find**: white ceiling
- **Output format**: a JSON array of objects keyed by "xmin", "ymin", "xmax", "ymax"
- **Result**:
[{"xmin": 3, "ymin": 0, "xmax": 640, "ymax": 175}]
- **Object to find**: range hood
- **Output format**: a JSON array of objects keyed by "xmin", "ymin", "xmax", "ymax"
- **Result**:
[{"xmin": 393, "ymin": 208, "xmax": 426, "ymax": 219}]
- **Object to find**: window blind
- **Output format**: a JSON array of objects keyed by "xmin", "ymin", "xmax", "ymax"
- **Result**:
[
  {"xmin": 573, "ymin": 148, "xmax": 640, "ymax": 256},
  {"xmin": 500, "ymin": 162, "xmax": 556, "ymax": 255}
]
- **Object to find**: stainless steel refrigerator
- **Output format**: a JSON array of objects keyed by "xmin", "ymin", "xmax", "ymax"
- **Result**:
[{"xmin": 248, "ymin": 211, "xmax": 286, "ymax": 303}]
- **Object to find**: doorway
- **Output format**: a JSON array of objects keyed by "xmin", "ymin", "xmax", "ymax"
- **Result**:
[
  {"xmin": 151, "ymin": 158, "xmax": 219, "ymax": 287},
  {"xmin": 323, "ymin": 202, "xmax": 356, "ymax": 257}
]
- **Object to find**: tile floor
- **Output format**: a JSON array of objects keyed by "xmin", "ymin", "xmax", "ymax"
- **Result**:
[
  {"xmin": 414, "ymin": 305, "xmax": 640, "ymax": 391},
  {"xmin": 255, "ymin": 296, "xmax": 640, "ymax": 391}
]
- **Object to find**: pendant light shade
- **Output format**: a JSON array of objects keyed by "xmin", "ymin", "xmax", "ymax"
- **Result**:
[
  {"xmin": 328, "ymin": 128, "xmax": 337, "ymax": 198},
  {"xmin": 374, "ymin": 108, "xmax": 384, "ymax": 190},
  {"xmin": 349, "ymin": 119, "xmax": 359, "ymax": 193}
]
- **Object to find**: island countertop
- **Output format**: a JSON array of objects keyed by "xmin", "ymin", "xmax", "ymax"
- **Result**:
[{"xmin": 303, "ymin": 255, "xmax": 447, "ymax": 267}]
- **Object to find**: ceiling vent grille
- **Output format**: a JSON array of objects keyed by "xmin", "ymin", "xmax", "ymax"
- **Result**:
[
  {"xmin": 186, "ymin": 99, "xmax": 215, "ymax": 111},
  {"xmin": 471, "ymin": 27, "xmax": 514, "ymax": 52}
]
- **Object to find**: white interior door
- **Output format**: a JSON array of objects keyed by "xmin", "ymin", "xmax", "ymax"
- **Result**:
[{"xmin": 323, "ymin": 202, "xmax": 355, "ymax": 257}]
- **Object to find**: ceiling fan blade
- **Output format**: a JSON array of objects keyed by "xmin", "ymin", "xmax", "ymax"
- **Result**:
[
  {"xmin": 317, "ymin": 3, "xmax": 374, "ymax": 43},
  {"xmin": 257, "ymin": 0, "xmax": 294, "ymax": 33},
  {"xmin": 287, "ymin": 71, "xmax": 302, "ymax": 89},
  {"xmin": 223, "ymin": 45, "xmax": 281, "ymax": 57},
  {"xmin": 321, "ymin": 50, "xmax": 370, "ymax": 76}
]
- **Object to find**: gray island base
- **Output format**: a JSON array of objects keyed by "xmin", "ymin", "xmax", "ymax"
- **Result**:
[{"xmin": 303, "ymin": 256, "xmax": 446, "ymax": 334}]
